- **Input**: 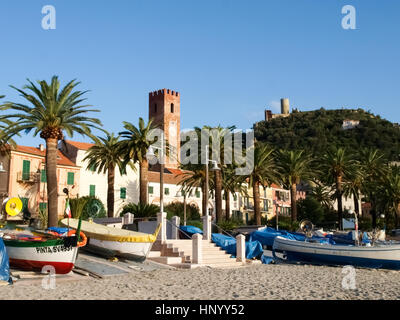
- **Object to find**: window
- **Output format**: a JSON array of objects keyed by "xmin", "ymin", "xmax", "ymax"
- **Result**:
[
  {"xmin": 195, "ymin": 190, "xmax": 200, "ymax": 198},
  {"xmin": 89, "ymin": 164, "xmax": 96, "ymax": 172},
  {"xmin": 39, "ymin": 202, "xmax": 47, "ymax": 211},
  {"xmin": 89, "ymin": 185, "xmax": 96, "ymax": 196},
  {"xmin": 120, "ymin": 188, "xmax": 126, "ymax": 199},
  {"xmin": 41, "ymin": 169, "xmax": 47, "ymax": 183},
  {"xmin": 233, "ymin": 194, "xmax": 237, "ymax": 201},
  {"xmin": 148, "ymin": 186, "xmax": 154, "ymax": 194},
  {"xmin": 22, "ymin": 160, "xmax": 30, "ymax": 180},
  {"xmin": 171, "ymin": 103, "xmax": 174, "ymax": 113},
  {"xmin": 154, "ymin": 104, "xmax": 157, "ymax": 113},
  {"xmin": 67, "ymin": 172, "xmax": 75, "ymax": 185},
  {"xmin": 164, "ymin": 188, "xmax": 169, "ymax": 195}
]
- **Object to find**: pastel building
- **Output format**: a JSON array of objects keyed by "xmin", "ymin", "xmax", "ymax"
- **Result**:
[
  {"xmin": 59, "ymin": 140, "xmax": 139, "ymax": 216},
  {"xmin": 0, "ymin": 144, "xmax": 80, "ymax": 218}
]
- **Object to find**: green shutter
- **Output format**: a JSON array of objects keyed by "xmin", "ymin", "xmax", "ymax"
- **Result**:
[
  {"xmin": 164, "ymin": 188, "xmax": 169, "ymax": 195},
  {"xmin": 89, "ymin": 185, "xmax": 96, "ymax": 196},
  {"xmin": 22, "ymin": 160, "xmax": 30, "ymax": 180},
  {"xmin": 41, "ymin": 169, "xmax": 47, "ymax": 183},
  {"xmin": 195, "ymin": 190, "xmax": 200, "ymax": 198},
  {"xmin": 148, "ymin": 186, "xmax": 153, "ymax": 194},
  {"xmin": 89, "ymin": 164, "xmax": 96, "ymax": 172},
  {"xmin": 120, "ymin": 188, "xmax": 126, "ymax": 199},
  {"xmin": 67, "ymin": 172, "xmax": 75, "ymax": 185},
  {"xmin": 39, "ymin": 202, "xmax": 47, "ymax": 211}
]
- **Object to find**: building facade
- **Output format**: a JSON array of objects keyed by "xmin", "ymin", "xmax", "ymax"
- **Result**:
[{"xmin": 0, "ymin": 144, "xmax": 80, "ymax": 218}]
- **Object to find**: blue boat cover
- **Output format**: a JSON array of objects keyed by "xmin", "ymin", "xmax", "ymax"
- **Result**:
[
  {"xmin": 179, "ymin": 225, "xmax": 203, "ymax": 237},
  {"xmin": 261, "ymin": 254, "xmax": 274, "ymax": 264},
  {"xmin": 211, "ymin": 233, "xmax": 263, "ymax": 259},
  {"xmin": 0, "ymin": 238, "xmax": 10, "ymax": 283},
  {"xmin": 47, "ymin": 227, "xmax": 69, "ymax": 235},
  {"xmin": 249, "ymin": 227, "xmax": 335, "ymax": 246}
]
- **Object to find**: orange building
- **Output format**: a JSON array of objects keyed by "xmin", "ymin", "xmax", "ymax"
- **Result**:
[{"xmin": 0, "ymin": 144, "xmax": 80, "ymax": 219}]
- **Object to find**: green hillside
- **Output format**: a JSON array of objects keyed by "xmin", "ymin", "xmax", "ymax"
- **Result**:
[{"xmin": 253, "ymin": 108, "xmax": 400, "ymax": 161}]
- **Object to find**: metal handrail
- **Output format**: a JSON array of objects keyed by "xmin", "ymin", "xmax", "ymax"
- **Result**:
[
  {"xmin": 211, "ymin": 221, "xmax": 236, "ymax": 239},
  {"xmin": 166, "ymin": 218, "xmax": 193, "ymax": 240}
]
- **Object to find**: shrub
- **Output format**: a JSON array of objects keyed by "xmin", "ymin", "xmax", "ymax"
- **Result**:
[
  {"xmin": 184, "ymin": 220, "xmax": 203, "ymax": 230},
  {"xmin": 70, "ymin": 196, "xmax": 106, "ymax": 220},
  {"xmin": 268, "ymin": 216, "xmax": 299, "ymax": 231},
  {"xmin": 165, "ymin": 202, "xmax": 200, "ymax": 221},
  {"xmin": 297, "ymin": 198, "xmax": 325, "ymax": 225},
  {"xmin": 216, "ymin": 218, "xmax": 243, "ymax": 232},
  {"xmin": 120, "ymin": 203, "xmax": 160, "ymax": 218}
]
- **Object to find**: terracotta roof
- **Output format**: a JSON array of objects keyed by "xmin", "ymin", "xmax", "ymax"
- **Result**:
[
  {"xmin": 13, "ymin": 145, "xmax": 77, "ymax": 167},
  {"xmin": 148, "ymin": 167, "xmax": 190, "ymax": 185},
  {"xmin": 65, "ymin": 140, "xmax": 94, "ymax": 150}
]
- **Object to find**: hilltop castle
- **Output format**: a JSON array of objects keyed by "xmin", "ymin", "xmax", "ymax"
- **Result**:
[{"xmin": 265, "ymin": 98, "xmax": 291, "ymax": 121}]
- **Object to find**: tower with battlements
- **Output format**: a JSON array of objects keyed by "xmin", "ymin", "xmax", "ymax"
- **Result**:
[{"xmin": 149, "ymin": 89, "xmax": 181, "ymax": 169}]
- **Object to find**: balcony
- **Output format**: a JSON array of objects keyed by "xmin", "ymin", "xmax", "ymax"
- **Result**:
[{"xmin": 17, "ymin": 172, "xmax": 39, "ymax": 183}]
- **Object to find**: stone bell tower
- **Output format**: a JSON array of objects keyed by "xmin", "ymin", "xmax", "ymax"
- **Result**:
[{"xmin": 149, "ymin": 89, "xmax": 181, "ymax": 168}]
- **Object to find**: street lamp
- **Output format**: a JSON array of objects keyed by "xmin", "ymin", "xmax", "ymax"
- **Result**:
[
  {"xmin": 148, "ymin": 133, "xmax": 165, "ymax": 214},
  {"xmin": 204, "ymin": 145, "xmax": 219, "ymax": 218}
]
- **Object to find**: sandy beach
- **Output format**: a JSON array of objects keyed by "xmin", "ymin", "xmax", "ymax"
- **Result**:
[{"xmin": 1, "ymin": 263, "xmax": 400, "ymax": 300}]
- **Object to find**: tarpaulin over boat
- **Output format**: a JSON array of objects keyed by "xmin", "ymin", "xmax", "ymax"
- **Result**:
[
  {"xmin": 249, "ymin": 227, "xmax": 335, "ymax": 246},
  {"xmin": 179, "ymin": 225, "xmax": 203, "ymax": 237},
  {"xmin": 0, "ymin": 238, "xmax": 10, "ymax": 283},
  {"xmin": 211, "ymin": 233, "xmax": 263, "ymax": 259}
]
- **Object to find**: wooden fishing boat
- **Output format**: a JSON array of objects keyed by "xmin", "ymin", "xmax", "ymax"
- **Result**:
[
  {"xmin": 61, "ymin": 218, "xmax": 161, "ymax": 261},
  {"xmin": 273, "ymin": 236, "xmax": 400, "ymax": 270},
  {"xmin": 2, "ymin": 230, "xmax": 86, "ymax": 274}
]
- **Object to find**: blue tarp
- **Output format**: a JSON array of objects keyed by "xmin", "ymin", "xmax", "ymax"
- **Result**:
[
  {"xmin": 261, "ymin": 254, "xmax": 274, "ymax": 264},
  {"xmin": 211, "ymin": 233, "xmax": 263, "ymax": 259},
  {"xmin": 179, "ymin": 225, "xmax": 203, "ymax": 237},
  {"xmin": 249, "ymin": 227, "xmax": 336, "ymax": 246},
  {"xmin": 0, "ymin": 238, "xmax": 10, "ymax": 283},
  {"xmin": 47, "ymin": 227, "xmax": 69, "ymax": 235}
]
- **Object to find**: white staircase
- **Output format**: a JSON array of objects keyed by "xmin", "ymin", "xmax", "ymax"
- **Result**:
[{"xmin": 148, "ymin": 239, "xmax": 248, "ymax": 269}]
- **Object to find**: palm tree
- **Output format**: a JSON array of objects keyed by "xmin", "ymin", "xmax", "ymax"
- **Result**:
[
  {"xmin": 118, "ymin": 118, "xmax": 158, "ymax": 205},
  {"xmin": 309, "ymin": 184, "xmax": 334, "ymax": 211},
  {"xmin": 343, "ymin": 164, "xmax": 364, "ymax": 217},
  {"xmin": 247, "ymin": 143, "xmax": 277, "ymax": 225},
  {"xmin": 0, "ymin": 77, "xmax": 102, "ymax": 227},
  {"xmin": 83, "ymin": 133, "xmax": 130, "ymax": 217},
  {"xmin": 384, "ymin": 166, "xmax": 400, "ymax": 228},
  {"xmin": 221, "ymin": 164, "xmax": 247, "ymax": 220},
  {"xmin": 276, "ymin": 150, "xmax": 315, "ymax": 222},
  {"xmin": 359, "ymin": 149, "xmax": 388, "ymax": 228},
  {"xmin": 178, "ymin": 164, "xmax": 208, "ymax": 215},
  {"xmin": 202, "ymin": 125, "xmax": 235, "ymax": 223},
  {"xmin": 320, "ymin": 147, "xmax": 356, "ymax": 230}
]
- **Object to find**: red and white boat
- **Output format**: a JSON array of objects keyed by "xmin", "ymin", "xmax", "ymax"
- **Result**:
[{"xmin": 1, "ymin": 230, "xmax": 86, "ymax": 275}]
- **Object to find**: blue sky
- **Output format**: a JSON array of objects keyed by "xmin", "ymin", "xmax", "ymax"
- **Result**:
[{"xmin": 0, "ymin": 0, "xmax": 399, "ymax": 146}]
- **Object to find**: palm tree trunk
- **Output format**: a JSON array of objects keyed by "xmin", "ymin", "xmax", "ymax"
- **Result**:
[
  {"xmin": 225, "ymin": 191, "xmax": 230, "ymax": 220},
  {"xmin": 290, "ymin": 183, "xmax": 297, "ymax": 222},
  {"xmin": 253, "ymin": 181, "xmax": 261, "ymax": 225},
  {"xmin": 107, "ymin": 164, "xmax": 115, "ymax": 217},
  {"xmin": 139, "ymin": 159, "xmax": 148, "ymax": 204},
  {"xmin": 215, "ymin": 170, "xmax": 223, "ymax": 223},
  {"xmin": 46, "ymin": 138, "xmax": 59, "ymax": 228},
  {"xmin": 336, "ymin": 176, "xmax": 343, "ymax": 230},
  {"xmin": 353, "ymin": 191, "xmax": 360, "ymax": 217}
]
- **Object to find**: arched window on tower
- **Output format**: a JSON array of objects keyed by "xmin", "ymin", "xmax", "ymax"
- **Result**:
[
  {"xmin": 171, "ymin": 103, "xmax": 174, "ymax": 113},
  {"xmin": 154, "ymin": 104, "xmax": 157, "ymax": 113}
]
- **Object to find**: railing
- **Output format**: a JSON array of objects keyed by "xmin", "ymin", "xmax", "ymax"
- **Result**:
[
  {"xmin": 166, "ymin": 219, "xmax": 193, "ymax": 240},
  {"xmin": 211, "ymin": 221, "xmax": 236, "ymax": 239}
]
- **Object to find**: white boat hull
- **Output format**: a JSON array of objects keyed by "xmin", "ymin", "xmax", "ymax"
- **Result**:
[
  {"xmin": 86, "ymin": 238, "xmax": 153, "ymax": 261},
  {"xmin": 273, "ymin": 236, "xmax": 400, "ymax": 269}
]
